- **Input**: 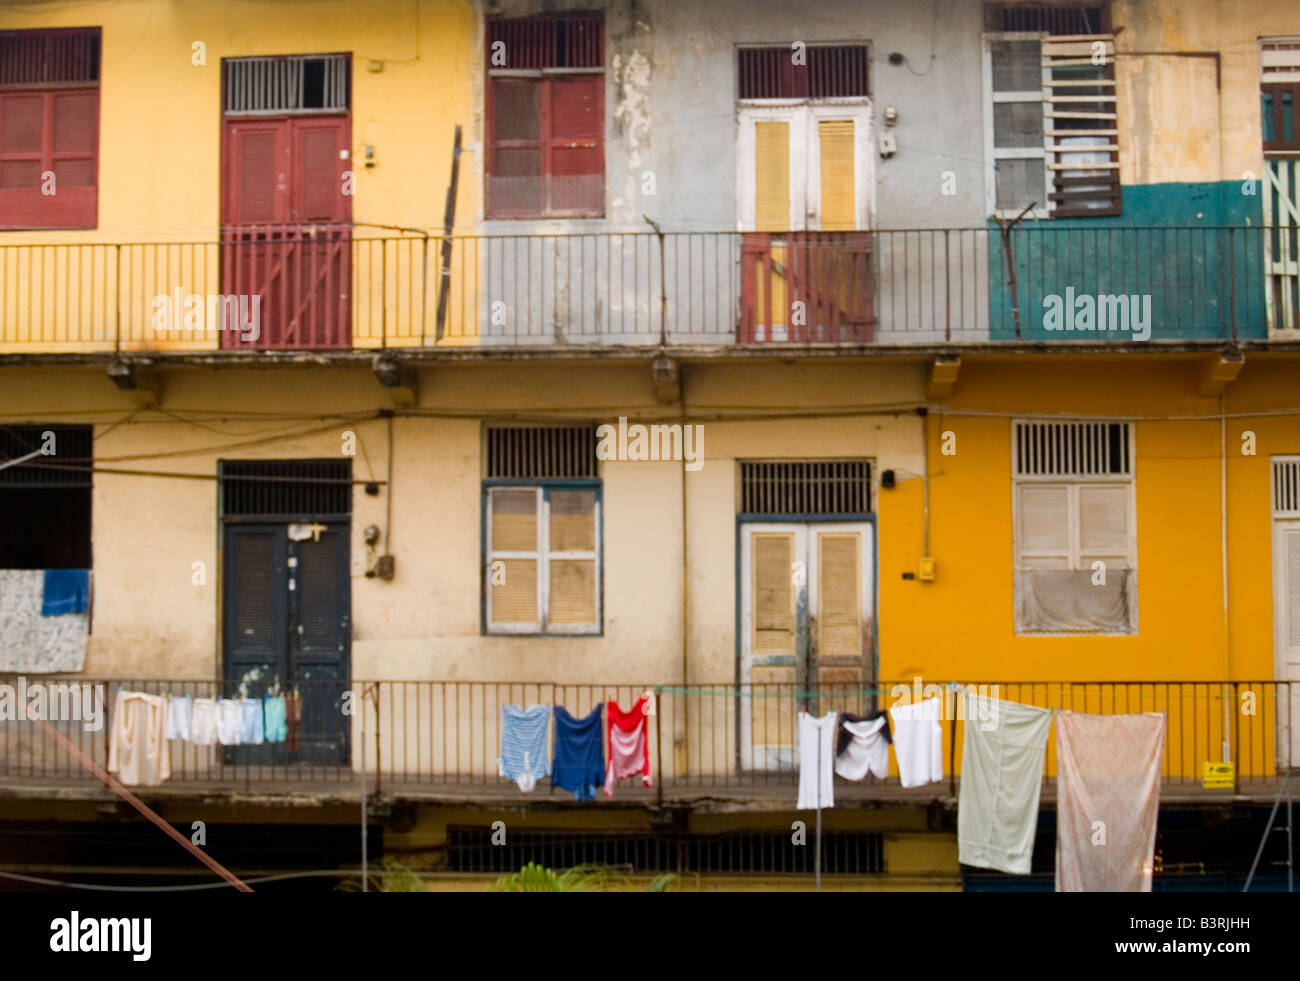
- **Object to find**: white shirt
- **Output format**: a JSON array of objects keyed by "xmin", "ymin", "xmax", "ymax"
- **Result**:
[
  {"xmin": 889, "ymin": 698, "xmax": 944, "ymax": 788},
  {"xmin": 835, "ymin": 715, "xmax": 890, "ymax": 781},
  {"xmin": 797, "ymin": 710, "xmax": 837, "ymax": 809}
]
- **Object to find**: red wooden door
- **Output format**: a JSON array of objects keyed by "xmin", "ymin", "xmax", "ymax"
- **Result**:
[{"xmin": 220, "ymin": 115, "xmax": 351, "ymax": 348}]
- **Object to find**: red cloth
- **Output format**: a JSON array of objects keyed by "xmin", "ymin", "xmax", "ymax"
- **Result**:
[{"xmin": 603, "ymin": 694, "xmax": 652, "ymax": 796}]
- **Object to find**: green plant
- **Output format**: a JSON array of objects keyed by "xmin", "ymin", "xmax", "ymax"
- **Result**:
[
  {"xmin": 489, "ymin": 862, "xmax": 677, "ymax": 892},
  {"xmin": 337, "ymin": 857, "xmax": 429, "ymax": 893}
]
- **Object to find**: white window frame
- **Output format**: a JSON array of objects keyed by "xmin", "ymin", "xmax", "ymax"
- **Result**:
[
  {"xmin": 735, "ymin": 101, "xmax": 873, "ymax": 232},
  {"xmin": 983, "ymin": 32, "xmax": 1051, "ymax": 220},
  {"xmin": 485, "ymin": 483, "xmax": 602, "ymax": 635},
  {"xmin": 1010, "ymin": 419, "xmax": 1138, "ymax": 634}
]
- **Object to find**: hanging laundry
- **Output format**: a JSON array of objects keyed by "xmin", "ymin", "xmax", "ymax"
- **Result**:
[
  {"xmin": 958, "ymin": 694, "xmax": 1052, "ymax": 875},
  {"xmin": 1055, "ymin": 711, "xmax": 1166, "ymax": 892},
  {"xmin": 189, "ymin": 697, "xmax": 218, "ymax": 745},
  {"xmin": 285, "ymin": 692, "xmax": 302, "ymax": 751},
  {"xmin": 836, "ymin": 709, "xmax": 891, "ymax": 757},
  {"xmin": 263, "ymin": 695, "xmax": 288, "ymax": 743},
  {"xmin": 604, "ymin": 694, "xmax": 652, "ymax": 797},
  {"xmin": 107, "ymin": 690, "xmax": 170, "ymax": 787},
  {"xmin": 499, "ymin": 704, "xmax": 551, "ymax": 792},
  {"xmin": 216, "ymin": 698, "xmax": 242, "ymax": 746},
  {"xmin": 40, "ymin": 569, "xmax": 89, "ymax": 616},
  {"xmin": 834, "ymin": 714, "xmax": 890, "ymax": 781},
  {"xmin": 797, "ymin": 710, "xmax": 837, "ymax": 809},
  {"xmin": 552, "ymin": 705, "xmax": 604, "ymax": 801},
  {"xmin": 165, "ymin": 695, "xmax": 191, "ymax": 741},
  {"xmin": 239, "ymin": 698, "xmax": 265, "ymax": 745},
  {"xmin": 889, "ymin": 697, "xmax": 944, "ymax": 788}
]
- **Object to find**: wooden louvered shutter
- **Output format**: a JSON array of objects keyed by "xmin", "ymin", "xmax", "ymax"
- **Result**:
[
  {"xmin": 1018, "ymin": 484, "xmax": 1071, "ymax": 568},
  {"xmin": 817, "ymin": 532, "xmax": 860, "ymax": 657},
  {"xmin": 488, "ymin": 77, "xmax": 543, "ymax": 218},
  {"xmin": 547, "ymin": 75, "xmax": 603, "ymax": 216},
  {"xmin": 754, "ymin": 121, "xmax": 790, "ymax": 231},
  {"xmin": 547, "ymin": 489, "xmax": 597, "ymax": 625},
  {"xmin": 293, "ymin": 117, "xmax": 349, "ymax": 223},
  {"xmin": 223, "ymin": 122, "xmax": 287, "ymax": 225},
  {"xmin": 0, "ymin": 88, "xmax": 98, "ymax": 228},
  {"xmin": 1078, "ymin": 484, "xmax": 1129, "ymax": 569},
  {"xmin": 818, "ymin": 120, "xmax": 855, "ymax": 231},
  {"xmin": 489, "ymin": 488, "xmax": 540, "ymax": 627},
  {"xmin": 753, "ymin": 532, "xmax": 795, "ymax": 652}
]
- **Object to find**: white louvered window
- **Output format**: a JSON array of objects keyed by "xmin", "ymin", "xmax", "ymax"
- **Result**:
[
  {"xmin": 1013, "ymin": 420, "xmax": 1136, "ymax": 633},
  {"xmin": 983, "ymin": 30, "xmax": 1120, "ymax": 217}
]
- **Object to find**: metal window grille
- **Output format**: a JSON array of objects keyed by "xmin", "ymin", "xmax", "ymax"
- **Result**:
[
  {"xmin": 1013, "ymin": 421, "xmax": 1131, "ymax": 477},
  {"xmin": 1273, "ymin": 458, "xmax": 1300, "ymax": 516},
  {"xmin": 448, "ymin": 827, "xmax": 884, "ymax": 876},
  {"xmin": 222, "ymin": 55, "xmax": 350, "ymax": 114},
  {"xmin": 737, "ymin": 45, "xmax": 869, "ymax": 99},
  {"xmin": 486, "ymin": 426, "xmax": 599, "ymax": 479},
  {"xmin": 0, "ymin": 425, "xmax": 92, "ymax": 488},
  {"xmin": 486, "ymin": 15, "xmax": 604, "ymax": 70},
  {"xmin": 740, "ymin": 460, "xmax": 872, "ymax": 514},
  {"xmin": 0, "ymin": 29, "xmax": 100, "ymax": 87},
  {"xmin": 984, "ymin": 4, "xmax": 1108, "ymax": 34},
  {"xmin": 220, "ymin": 460, "xmax": 352, "ymax": 517}
]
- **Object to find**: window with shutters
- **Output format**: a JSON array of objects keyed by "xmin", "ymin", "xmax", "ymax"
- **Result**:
[
  {"xmin": 982, "ymin": 3, "xmax": 1120, "ymax": 218},
  {"xmin": 483, "ymin": 426, "xmax": 601, "ymax": 634},
  {"xmin": 485, "ymin": 14, "xmax": 604, "ymax": 219},
  {"xmin": 0, "ymin": 29, "xmax": 100, "ymax": 229},
  {"xmin": 1012, "ymin": 420, "xmax": 1136, "ymax": 633}
]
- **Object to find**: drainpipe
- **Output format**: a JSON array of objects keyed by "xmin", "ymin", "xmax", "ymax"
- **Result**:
[
  {"xmin": 1221, "ymin": 395, "xmax": 1231, "ymax": 764},
  {"xmin": 678, "ymin": 390, "xmax": 689, "ymax": 777}
]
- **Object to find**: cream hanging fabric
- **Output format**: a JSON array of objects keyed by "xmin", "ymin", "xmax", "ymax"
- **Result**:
[
  {"xmin": 958, "ymin": 694, "xmax": 1052, "ymax": 875},
  {"xmin": 107, "ymin": 690, "xmax": 171, "ymax": 787},
  {"xmin": 1055, "ymin": 710, "xmax": 1166, "ymax": 892}
]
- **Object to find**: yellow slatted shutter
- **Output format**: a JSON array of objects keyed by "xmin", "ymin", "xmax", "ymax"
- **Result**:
[
  {"xmin": 754, "ymin": 121, "xmax": 790, "ymax": 231},
  {"xmin": 818, "ymin": 120, "xmax": 856, "ymax": 230},
  {"xmin": 817, "ymin": 532, "xmax": 861, "ymax": 657},
  {"xmin": 753, "ymin": 532, "xmax": 795, "ymax": 653}
]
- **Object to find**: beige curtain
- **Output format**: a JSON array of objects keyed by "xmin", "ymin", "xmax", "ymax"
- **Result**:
[{"xmin": 1056, "ymin": 711, "xmax": 1165, "ymax": 892}]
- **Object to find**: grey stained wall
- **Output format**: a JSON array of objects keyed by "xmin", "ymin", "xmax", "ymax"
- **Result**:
[{"xmin": 479, "ymin": 0, "xmax": 990, "ymax": 233}]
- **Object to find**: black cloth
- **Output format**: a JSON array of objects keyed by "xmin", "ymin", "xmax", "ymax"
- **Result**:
[{"xmin": 835, "ymin": 709, "xmax": 892, "ymax": 757}]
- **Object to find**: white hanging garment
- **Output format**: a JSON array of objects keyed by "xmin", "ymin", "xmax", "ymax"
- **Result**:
[
  {"xmin": 889, "ymin": 697, "xmax": 944, "ymax": 788},
  {"xmin": 835, "ymin": 715, "xmax": 890, "ymax": 781},
  {"xmin": 797, "ymin": 711, "xmax": 837, "ymax": 809}
]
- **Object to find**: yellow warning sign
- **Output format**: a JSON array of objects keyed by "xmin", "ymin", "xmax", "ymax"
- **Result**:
[{"xmin": 1202, "ymin": 762, "xmax": 1235, "ymax": 788}]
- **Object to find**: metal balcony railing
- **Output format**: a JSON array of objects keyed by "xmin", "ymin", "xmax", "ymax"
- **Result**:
[
  {"xmin": 0, "ymin": 225, "xmax": 1291, "ymax": 352},
  {"xmin": 0, "ymin": 678, "xmax": 1293, "ymax": 801}
]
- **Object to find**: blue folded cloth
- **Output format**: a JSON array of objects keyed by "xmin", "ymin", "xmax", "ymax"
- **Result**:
[
  {"xmin": 552, "ymin": 705, "xmax": 604, "ymax": 801},
  {"xmin": 41, "ymin": 569, "xmax": 89, "ymax": 616}
]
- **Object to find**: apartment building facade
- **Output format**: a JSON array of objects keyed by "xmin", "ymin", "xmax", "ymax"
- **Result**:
[{"xmin": 0, "ymin": 0, "xmax": 1298, "ymax": 890}]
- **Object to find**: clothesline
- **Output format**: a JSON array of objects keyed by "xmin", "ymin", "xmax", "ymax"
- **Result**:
[{"xmin": 654, "ymin": 683, "xmax": 966, "ymax": 698}]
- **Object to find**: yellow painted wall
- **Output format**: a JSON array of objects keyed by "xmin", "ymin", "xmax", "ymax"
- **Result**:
[{"xmin": 0, "ymin": 0, "xmax": 478, "ymax": 349}]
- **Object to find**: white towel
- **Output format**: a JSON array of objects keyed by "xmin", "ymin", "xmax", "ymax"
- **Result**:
[
  {"xmin": 889, "ymin": 698, "xmax": 944, "ymax": 788},
  {"xmin": 189, "ymin": 698, "xmax": 217, "ymax": 745},
  {"xmin": 216, "ymin": 698, "xmax": 242, "ymax": 745},
  {"xmin": 958, "ymin": 694, "xmax": 1052, "ymax": 875},
  {"xmin": 165, "ymin": 695, "xmax": 191, "ymax": 741},
  {"xmin": 107, "ymin": 690, "xmax": 171, "ymax": 786},
  {"xmin": 835, "ymin": 715, "xmax": 890, "ymax": 781},
  {"xmin": 1055, "ymin": 711, "xmax": 1166, "ymax": 892}
]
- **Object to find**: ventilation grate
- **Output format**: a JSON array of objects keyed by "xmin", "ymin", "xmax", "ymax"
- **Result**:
[
  {"xmin": 1014, "ymin": 421, "xmax": 1131, "ymax": 477},
  {"xmin": 0, "ymin": 30, "xmax": 100, "ymax": 87},
  {"xmin": 985, "ymin": 4, "xmax": 1107, "ymax": 34},
  {"xmin": 486, "ymin": 426, "xmax": 599, "ymax": 479},
  {"xmin": 1274, "ymin": 458, "xmax": 1300, "ymax": 515},
  {"xmin": 220, "ymin": 460, "xmax": 352, "ymax": 517},
  {"xmin": 222, "ymin": 55, "xmax": 350, "ymax": 114},
  {"xmin": 740, "ymin": 460, "xmax": 871, "ymax": 514},
  {"xmin": 487, "ymin": 15, "xmax": 604, "ymax": 70},
  {"xmin": 738, "ymin": 46, "xmax": 869, "ymax": 99},
  {"xmin": 0, "ymin": 425, "xmax": 92, "ymax": 488},
  {"xmin": 448, "ymin": 827, "xmax": 884, "ymax": 876}
]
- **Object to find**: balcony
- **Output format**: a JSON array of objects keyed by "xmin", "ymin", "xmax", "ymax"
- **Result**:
[
  {"xmin": 1, "ymin": 678, "xmax": 1293, "ymax": 807},
  {"xmin": 0, "ymin": 225, "xmax": 1294, "ymax": 355}
]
